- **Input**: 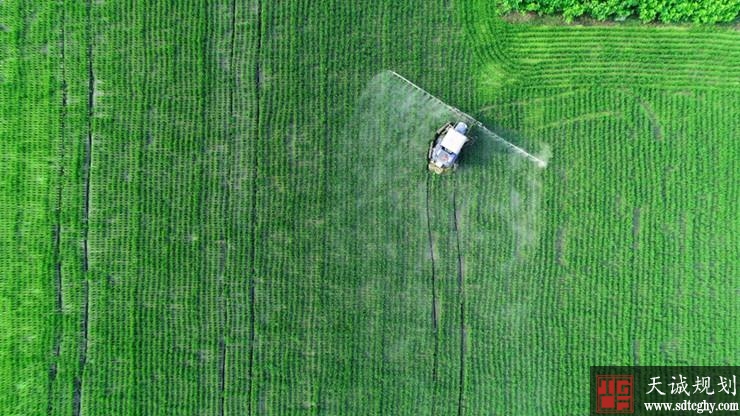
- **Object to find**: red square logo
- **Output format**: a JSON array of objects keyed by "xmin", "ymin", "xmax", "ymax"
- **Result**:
[{"xmin": 596, "ymin": 375, "xmax": 634, "ymax": 414}]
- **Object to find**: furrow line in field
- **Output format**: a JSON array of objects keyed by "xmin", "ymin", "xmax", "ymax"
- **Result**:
[
  {"xmin": 319, "ymin": 8, "xmax": 332, "ymax": 413},
  {"xmin": 81, "ymin": 0, "xmax": 94, "ymax": 273},
  {"xmin": 199, "ymin": 2, "xmax": 217, "ymax": 410},
  {"xmin": 452, "ymin": 186, "xmax": 466, "ymax": 416},
  {"xmin": 72, "ymin": 281, "xmax": 89, "ymax": 416},
  {"xmin": 513, "ymin": 82, "xmax": 739, "ymax": 93},
  {"xmin": 228, "ymin": 0, "xmax": 237, "ymax": 120},
  {"xmin": 218, "ymin": 1, "xmax": 239, "ymax": 413},
  {"xmin": 508, "ymin": 36, "xmax": 740, "ymax": 52},
  {"xmin": 74, "ymin": 0, "xmax": 95, "ymax": 414},
  {"xmin": 246, "ymin": 1, "xmax": 263, "ymax": 414},
  {"xmin": 229, "ymin": 0, "xmax": 237, "ymax": 72},
  {"xmin": 526, "ymin": 61, "xmax": 739, "ymax": 75},
  {"xmin": 217, "ymin": 243, "xmax": 228, "ymax": 412},
  {"xmin": 378, "ymin": 331, "xmax": 387, "ymax": 416},
  {"xmin": 219, "ymin": 336, "xmax": 227, "ymax": 416},
  {"xmin": 425, "ymin": 174, "xmax": 440, "ymax": 415},
  {"xmin": 47, "ymin": 5, "xmax": 69, "ymax": 414}
]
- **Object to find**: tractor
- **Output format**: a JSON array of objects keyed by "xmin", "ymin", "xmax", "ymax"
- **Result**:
[{"xmin": 427, "ymin": 122, "xmax": 471, "ymax": 174}]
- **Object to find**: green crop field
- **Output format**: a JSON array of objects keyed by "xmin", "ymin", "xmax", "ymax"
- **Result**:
[{"xmin": 1, "ymin": 0, "xmax": 738, "ymax": 415}]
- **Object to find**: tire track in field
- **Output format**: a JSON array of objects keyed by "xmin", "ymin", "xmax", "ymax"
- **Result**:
[
  {"xmin": 427, "ymin": 174, "xmax": 467, "ymax": 415},
  {"xmin": 73, "ymin": 0, "xmax": 95, "ymax": 413},
  {"xmin": 451, "ymin": 185, "xmax": 466, "ymax": 416},
  {"xmin": 246, "ymin": 1, "xmax": 263, "ymax": 414},
  {"xmin": 47, "ymin": 4, "xmax": 68, "ymax": 414},
  {"xmin": 425, "ymin": 174, "xmax": 440, "ymax": 415}
]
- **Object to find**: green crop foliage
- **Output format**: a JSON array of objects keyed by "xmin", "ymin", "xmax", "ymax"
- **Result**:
[{"xmin": 0, "ymin": 0, "xmax": 738, "ymax": 415}]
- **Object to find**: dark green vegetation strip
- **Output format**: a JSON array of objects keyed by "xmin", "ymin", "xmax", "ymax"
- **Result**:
[
  {"xmin": 496, "ymin": 0, "xmax": 740, "ymax": 23},
  {"xmin": 0, "ymin": 0, "xmax": 738, "ymax": 415}
]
